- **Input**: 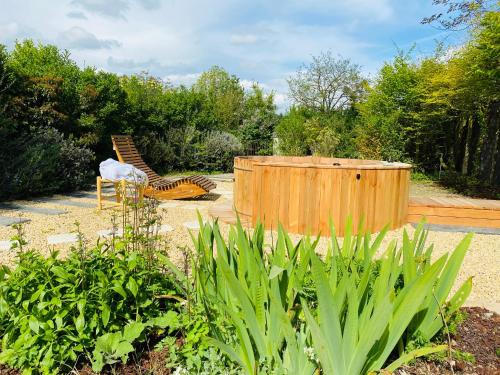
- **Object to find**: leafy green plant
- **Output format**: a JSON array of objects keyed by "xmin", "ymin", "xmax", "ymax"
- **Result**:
[
  {"xmin": 92, "ymin": 321, "xmax": 145, "ymax": 371},
  {"xmin": 401, "ymin": 225, "xmax": 472, "ymax": 344},
  {"xmin": 180, "ymin": 217, "xmax": 472, "ymax": 375},
  {"xmin": 187, "ymin": 217, "xmax": 316, "ymax": 374},
  {"xmin": 302, "ymin": 220, "xmax": 472, "ymax": 374},
  {"xmin": 303, "ymin": 239, "xmax": 446, "ymax": 374},
  {"xmin": 201, "ymin": 131, "xmax": 243, "ymax": 172},
  {"xmin": 0, "ymin": 231, "xmax": 181, "ymax": 374},
  {"xmin": 156, "ymin": 306, "xmax": 242, "ymax": 374}
]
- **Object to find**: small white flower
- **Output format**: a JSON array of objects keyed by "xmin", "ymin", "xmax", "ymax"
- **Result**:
[
  {"xmin": 173, "ymin": 366, "xmax": 189, "ymax": 375},
  {"xmin": 303, "ymin": 346, "xmax": 317, "ymax": 361}
]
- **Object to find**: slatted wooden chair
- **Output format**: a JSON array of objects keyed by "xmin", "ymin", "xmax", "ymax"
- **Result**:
[{"xmin": 111, "ymin": 135, "xmax": 216, "ymax": 200}]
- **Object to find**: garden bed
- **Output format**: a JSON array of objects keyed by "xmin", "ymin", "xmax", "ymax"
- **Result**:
[
  {"xmin": 111, "ymin": 307, "xmax": 500, "ymax": 375},
  {"xmin": 399, "ymin": 307, "xmax": 499, "ymax": 374},
  {"xmin": 1, "ymin": 307, "xmax": 494, "ymax": 374},
  {"xmin": 91, "ymin": 307, "xmax": 500, "ymax": 374}
]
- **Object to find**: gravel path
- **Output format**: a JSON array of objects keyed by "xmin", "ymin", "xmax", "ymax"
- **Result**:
[
  {"xmin": 409, "ymin": 180, "xmax": 463, "ymax": 197},
  {"xmin": 0, "ymin": 181, "xmax": 498, "ymax": 313}
]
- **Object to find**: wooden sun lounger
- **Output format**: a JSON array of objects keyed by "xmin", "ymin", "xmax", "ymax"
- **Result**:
[{"xmin": 111, "ymin": 135, "xmax": 216, "ymax": 200}]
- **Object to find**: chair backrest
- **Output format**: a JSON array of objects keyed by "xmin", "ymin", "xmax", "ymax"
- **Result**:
[{"xmin": 111, "ymin": 135, "xmax": 166, "ymax": 185}]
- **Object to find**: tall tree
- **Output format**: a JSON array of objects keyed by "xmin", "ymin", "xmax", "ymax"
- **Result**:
[
  {"xmin": 240, "ymin": 83, "xmax": 278, "ymax": 155},
  {"xmin": 357, "ymin": 53, "xmax": 419, "ymax": 162},
  {"xmin": 462, "ymin": 11, "xmax": 500, "ymax": 184},
  {"xmin": 194, "ymin": 66, "xmax": 245, "ymax": 132},
  {"xmin": 287, "ymin": 51, "xmax": 365, "ymax": 113}
]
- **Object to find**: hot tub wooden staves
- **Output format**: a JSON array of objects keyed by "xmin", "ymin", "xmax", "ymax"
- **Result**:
[{"xmin": 233, "ymin": 156, "xmax": 412, "ymax": 236}]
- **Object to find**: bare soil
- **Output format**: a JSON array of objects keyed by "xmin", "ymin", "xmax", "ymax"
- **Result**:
[{"xmin": 397, "ymin": 307, "xmax": 500, "ymax": 375}]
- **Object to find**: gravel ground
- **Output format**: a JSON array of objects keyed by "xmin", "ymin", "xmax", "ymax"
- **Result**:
[
  {"xmin": 409, "ymin": 180, "xmax": 463, "ymax": 197},
  {"xmin": 0, "ymin": 181, "xmax": 499, "ymax": 313}
]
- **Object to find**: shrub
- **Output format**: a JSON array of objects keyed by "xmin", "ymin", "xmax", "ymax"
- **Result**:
[
  {"xmin": 0, "ymin": 126, "xmax": 94, "ymax": 199},
  {"xmin": 275, "ymin": 108, "xmax": 309, "ymax": 156},
  {"xmin": 439, "ymin": 170, "xmax": 500, "ymax": 199},
  {"xmin": 200, "ymin": 131, "xmax": 243, "ymax": 172},
  {"xmin": 135, "ymin": 132, "xmax": 178, "ymax": 174},
  {"xmin": 304, "ymin": 116, "xmax": 340, "ymax": 156}
]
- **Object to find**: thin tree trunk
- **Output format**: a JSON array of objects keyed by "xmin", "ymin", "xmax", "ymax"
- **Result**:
[
  {"xmin": 467, "ymin": 114, "xmax": 481, "ymax": 176},
  {"xmin": 480, "ymin": 100, "xmax": 500, "ymax": 183},
  {"xmin": 462, "ymin": 116, "xmax": 472, "ymax": 175},
  {"xmin": 454, "ymin": 117, "xmax": 467, "ymax": 173},
  {"xmin": 493, "ymin": 140, "xmax": 500, "ymax": 186}
]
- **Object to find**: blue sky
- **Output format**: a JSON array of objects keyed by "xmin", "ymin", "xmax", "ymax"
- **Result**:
[{"xmin": 1, "ymin": 0, "xmax": 467, "ymax": 110}]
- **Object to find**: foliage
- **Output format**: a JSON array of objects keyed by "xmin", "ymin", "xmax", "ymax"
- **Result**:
[
  {"xmin": 173, "ymin": 217, "xmax": 472, "ymax": 374},
  {"xmin": 304, "ymin": 116, "xmax": 340, "ymax": 156},
  {"xmin": 275, "ymin": 10, "xmax": 499, "ymax": 194},
  {"xmin": 275, "ymin": 107, "xmax": 309, "ymax": 156},
  {"xmin": 0, "ymin": 43, "xmax": 278, "ymax": 198},
  {"xmin": 411, "ymin": 171, "xmax": 438, "ymax": 182},
  {"xmin": 92, "ymin": 321, "xmax": 145, "ymax": 371},
  {"xmin": 156, "ymin": 305, "xmax": 241, "ymax": 374},
  {"xmin": 357, "ymin": 52, "xmax": 419, "ymax": 162},
  {"xmin": 0, "ymin": 125, "xmax": 94, "ymax": 199},
  {"xmin": 439, "ymin": 170, "xmax": 500, "ymax": 199},
  {"xmin": 76, "ymin": 68, "xmax": 129, "ymax": 159},
  {"xmin": 201, "ymin": 131, "xmax": 243, "ymax": 172},
  {"xmin": 0, "ymin": 240, "xmax": 181, "ymax": 373},
  {"xmin": 1, "ymin": 8, "xmax": 498, "ymax": 198},
  {"xmin": 276, "ymin": 108, "xmax": 359, "ymax": 158},
  {"xmin": 0, "ymin": 195, "xmax": 184, "ymax": 374},
  {"xmin": 357, "ymin": 11, "xmax": 499, "ymax": 188},
  {"xmin": 287, "ymin": 51, "xmax": 365, "ymax": 113},
  {"xmin": 191, "ymin": 218, "xmax": 316, "ymax": 374},
  {"xmin": 194, "ymin": 66, "xmax": 245, "ymax": 132},
  {"xmin": 240, "ymin": 84, "xmax": 278, "ymax": 155}
]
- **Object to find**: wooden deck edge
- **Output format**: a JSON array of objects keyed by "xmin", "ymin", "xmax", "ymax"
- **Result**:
[
  {"xmin": 407, "ymin": 214, "xmax": 500, "ymax": 229},
  {"xmin": 210, "ymin": 196, "xmax": 500, "ymax": 231},
  {"xmin": 408, "ymin": 196, "xmax": 500, "ymax": 229},
  {"xmin": 208, "ymin": 202, "xmax": 252, "ymax": 227}
]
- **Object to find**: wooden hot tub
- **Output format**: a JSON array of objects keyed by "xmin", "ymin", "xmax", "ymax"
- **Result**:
[{"xmin": 234, "ymin": 156, "xmax": 411, "ymax": 236}]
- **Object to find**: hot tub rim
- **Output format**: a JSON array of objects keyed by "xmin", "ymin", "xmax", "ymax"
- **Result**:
[{"xmin": 234, "ymin": 155, "xmax": 412, "ymax": 170}]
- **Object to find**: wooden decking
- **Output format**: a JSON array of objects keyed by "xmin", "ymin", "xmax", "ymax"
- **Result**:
[
  {"xmin": 210, "ymin": 196, "xmax": 500, "ymax": 231},
  {"xmin": 408, "ymin": 196, "xmax": 500, "ymax": 229},
  {"xmin": 208, "ymin": 201, "xmax": 251, "ymax": 227}
]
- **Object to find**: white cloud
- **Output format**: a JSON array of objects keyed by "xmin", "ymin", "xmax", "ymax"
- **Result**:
[
  {"xmin": 71, "ymin": 0, "xmax": 161, "ymax": 19},
  {"xmin": 0, "ymin": 22, "xmax": 43, "ymax": 44},
  {"xmin": 230, "ymin": 34, "xmax": 259, "ymax": 45},
  {"xmin": 164, "ymin": 73, "xmax": 201, "ymax": 86},
  {"xmin": 108, "ymin": 56, "xmax": 156, "ymax": 70},
  {"xmin": 289, "ymin": 0, "xmax": 394, "ymax": 22},
  {"xmin": 58, "ymin": 27, "xmax": 121, "ymax": 50},
  {"xmin": 71, "ymin": 0, "xmax": 129, "ymax": 19},
  {"xmin": 67, "ymin": 11, "xmax": 88, "ymax": 19},
  {"xmin": 136, "ymin": 0, "xmax": 161, "ymax": 10},
  {"xmin": 274, "ymin": 92, "xmax": 288, "ymax": 113},
  {"xmin": 240, "ymin": 79, "xmax": 257, "ymax": 90}
]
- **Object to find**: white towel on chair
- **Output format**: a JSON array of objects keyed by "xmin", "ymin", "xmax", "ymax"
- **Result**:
[{"xmin": 99, "ymin": 158, "xmax": 148, "ymax": 184}]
